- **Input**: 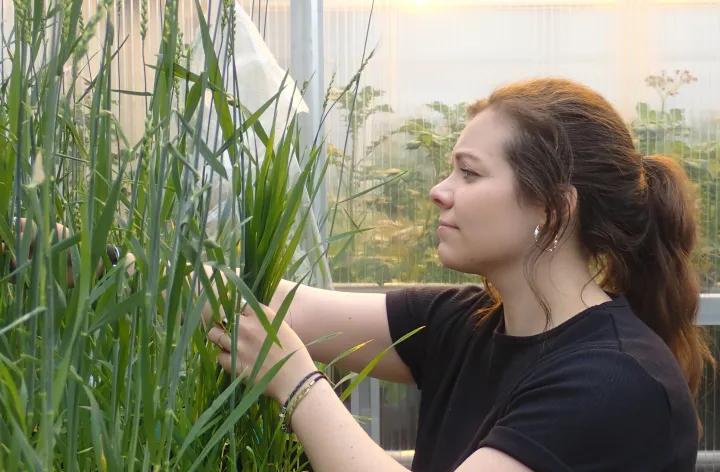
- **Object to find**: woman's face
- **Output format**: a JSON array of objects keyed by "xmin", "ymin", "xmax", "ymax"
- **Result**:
[{"xmin": 429, "ymin": 108, "xmax": 545, "ymax": 275}]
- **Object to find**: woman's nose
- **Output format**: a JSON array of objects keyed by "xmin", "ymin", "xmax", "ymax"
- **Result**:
[{"xmin": 430, "ymin": 180, "xmax": 452, "ymax": 209}]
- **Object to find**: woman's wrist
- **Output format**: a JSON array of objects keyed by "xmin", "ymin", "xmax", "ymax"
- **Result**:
[
  {"xmin": 274, "ymin": 358, "xmax": 318, "ymax": 404},
  {"xmin": 279, "ymin": 370, "xmax": 330, "ymax": 433}
]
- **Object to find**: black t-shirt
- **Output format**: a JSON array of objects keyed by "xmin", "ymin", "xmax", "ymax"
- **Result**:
[{"xmin": 386, "ymin": 285, "xmax": 698, "ymax": 472}]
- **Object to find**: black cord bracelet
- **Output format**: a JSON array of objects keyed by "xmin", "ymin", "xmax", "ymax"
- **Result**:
[
  {"xmin": 280, "ymin": 372, "xmax": 327, "ymax": 433},
  {"xmin": 282, "ymin": 370, "xmax": 325, "ymax": 412}
]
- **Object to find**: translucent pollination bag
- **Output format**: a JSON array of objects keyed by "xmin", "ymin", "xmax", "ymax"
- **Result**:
[{"xmin": 185, "ymin": 1, "xmax": 332, "ymax": 289}]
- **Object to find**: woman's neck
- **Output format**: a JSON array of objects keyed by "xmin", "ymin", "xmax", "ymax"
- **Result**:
[{"xmin": 486, "ymin": 250, "xmax": 611, "ymax": 337}]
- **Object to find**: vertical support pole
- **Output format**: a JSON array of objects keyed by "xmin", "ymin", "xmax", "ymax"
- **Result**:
[
  {"xmin": 290, "ymin": 0, "xmax": 327, "ymax": 235},
  {"xmin": 370, "ymin": 377, "xmax": 381, "ymax": 442},
  {"xmin": 350, "ymin": 377, "xmax": 382, "ymax": 444}
]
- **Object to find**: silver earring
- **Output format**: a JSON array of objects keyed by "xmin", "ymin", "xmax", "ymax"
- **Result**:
[{"xmin": 534, "ymin": 224, "xmax": 559, "ymax": 252}]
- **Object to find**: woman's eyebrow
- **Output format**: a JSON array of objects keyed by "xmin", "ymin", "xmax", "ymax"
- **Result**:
[{"xmin": 453, "ymin": 150, "xmax": 489, "ymax": 168}]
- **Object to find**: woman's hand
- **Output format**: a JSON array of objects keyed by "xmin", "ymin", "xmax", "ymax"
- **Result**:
[
  {"xmin": 206, "ymin": 303, "xmax": 318, "ymax": 404},
  {"xmin": 2, "ymin": 218, "xmax": 136, "ymax": 286}
]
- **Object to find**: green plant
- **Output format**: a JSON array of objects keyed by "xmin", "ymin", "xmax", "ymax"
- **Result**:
[{"xmin": 0, "ymin": 1, "xmax": 348, "ymax": 470}]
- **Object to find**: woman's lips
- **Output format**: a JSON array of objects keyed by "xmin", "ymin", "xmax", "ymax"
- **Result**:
[
  {"xmin": 438, "ymin": 220, "xmax": 458, "ymax": 229},
  {"xmin": 437, "ymin": 222, "xmax": 458, "ymax": 234}
]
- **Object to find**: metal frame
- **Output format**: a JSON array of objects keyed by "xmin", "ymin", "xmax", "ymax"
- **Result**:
[{"xmin": 290, "ymin": 0, "xmax": 327, "ymax": 235}]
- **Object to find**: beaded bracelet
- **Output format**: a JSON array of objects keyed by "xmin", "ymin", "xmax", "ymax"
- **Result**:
[{"xmin": 280, "ymin": 371, "xmax": 330, "ymax": 433}]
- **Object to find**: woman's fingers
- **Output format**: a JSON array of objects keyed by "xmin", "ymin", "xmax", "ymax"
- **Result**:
[
  {"xmin": 123, "ymin": 251, "xmax": 136, "ymax": 276},
  {"xmin": 217, "ymin": 351, "xmax": 234, "ymax": 372},
  {"xmin": 217, "ymin": 351, "xmax": 250, "ymax": 377},
  {"xmin": 207, "ymin": 302, "xmax": 279, "ymax": 379},
  {"xmin": 207, "ymin": 326, "xmax": 232, "ymax": 352},
  {"xmin": 240, "ymin": 302, "xmax": 272, "ymax": 320}
]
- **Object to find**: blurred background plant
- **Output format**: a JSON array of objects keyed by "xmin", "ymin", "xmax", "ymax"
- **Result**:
[
  {"xmin": 631, "ymin": 69, "xmax": 719, "ymax": 290},
  {"xmin": 328, "ymin": 88, "xmax": 475, "ymax": 285}
]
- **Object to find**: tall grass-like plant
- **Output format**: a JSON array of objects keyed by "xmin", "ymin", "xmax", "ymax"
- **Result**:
[{"xmin": 0, "ymin": 1, "xmax": 381, "ymax": 470}]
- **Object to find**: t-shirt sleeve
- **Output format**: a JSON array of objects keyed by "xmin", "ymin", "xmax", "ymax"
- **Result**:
[
  {"xmin": 385, "ymin": 284, "xmax": 489, "ymax": 390},
  {"xmin": 478, "ymin": 349, "xmax": 674, "ymax": 472}
]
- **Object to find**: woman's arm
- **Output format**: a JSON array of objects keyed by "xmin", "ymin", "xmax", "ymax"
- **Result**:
[
  {"xmin": 456, "ymin": 448, "xmax": 533, "ymax": 471},
  {"xmin": 289, "ymin": 373, "xmax": 530, "ymax": 472},
  {"xmin": 288, "ymin": 377, "xmax": 408, "ymax": 471},
  {"xmin": 269, "ymin": 280, "xmax": 414, "ymax": 384},
  {"xmin": 207, "ymin": 303, "xmax": 409, "ymax": 472},
  {"xmin": 207, "ymin": 299, "xmax": 531, "ymax": 472},
  {"xmin": 202, "ymin": 276, "xmax": 413, "ymax": 383}
]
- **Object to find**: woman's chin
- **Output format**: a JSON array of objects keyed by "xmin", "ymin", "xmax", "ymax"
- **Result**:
[
  {"xmin": 437, "ymin": 247, "xmax": 483, "ymax": 275},
  {"xmin": 437, "ymin": 247, "xmax": 464, "ymax": 272}
]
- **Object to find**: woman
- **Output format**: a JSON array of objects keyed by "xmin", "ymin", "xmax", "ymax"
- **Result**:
[{"xmin": 206, "ymin": 78, "xmax": 714, "ymax": 471}]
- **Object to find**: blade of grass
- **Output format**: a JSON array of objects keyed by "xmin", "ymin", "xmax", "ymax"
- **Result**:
[
  {"xmin": 339, "ymin": 326, "xmax": 425, "ymax": 401},
  {"xmin": 187, "ymin": 352, "xmax": 295, "ymax": 472},
  {"xmin": 0, "ymin": 306, "xmax": 45, "ymax": 336}
]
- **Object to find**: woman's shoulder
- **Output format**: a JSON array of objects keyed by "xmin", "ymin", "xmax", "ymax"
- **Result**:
[
  {"xmin": 387, "ymin": 283, "xmax": 489, "ymax": 305},
  {"xmin": 536, "ymin": 294, "xmax": 689, "ymax": 391},
  {"xmin": 528, "ymin": 345, "xmax": 672, "ymax": 395},
  {"xmin": 386, "ymin": 283, "xmax": 495, "ymax": 327},
  {"xmin": 512, "ymin": 348, "xmax": 677, "ymax": 436},
  {"xmin": 582, "ymin": 295, "xmax": 693, "ymax": 403},
  {"xmin": 521, "ymin": 339, "xmax": 697, "ymax": 442},
  {"xmin": 487, "ymin": 345, "xmax": 697, "ymax": 471},
  {"xmin": 385, "ymin": 283, "xmax": 499, "ymax": 358}
]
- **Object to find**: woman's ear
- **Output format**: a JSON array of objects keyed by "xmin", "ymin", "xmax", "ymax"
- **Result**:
[
  {"xmin": 558, "ymin": 185, "xmax": 581, "ymax": 243},
  {"xmin": 540, "ymin": 185, "xmax": 578, "ymax": 227},
  {"xmin": 563, "ymin": 184, "xmax": 578, "ymax": 220},
  {"xmin": 540, "ymin": 185, "xmax": 579, "ymax": 239}
]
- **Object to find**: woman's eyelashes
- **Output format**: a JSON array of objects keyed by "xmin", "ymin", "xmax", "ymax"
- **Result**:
[
  {"xmin": 459, "ymin": 167, "xmax": 480, "ymax": 180},
  {"xmin": 438, "ymin": 166, "xmax": 480, "ymax": 182}
]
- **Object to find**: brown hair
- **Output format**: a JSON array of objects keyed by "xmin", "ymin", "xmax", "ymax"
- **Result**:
[{"xmin": 468, "ymin": 78, "xmax": 715, "ymax": 433}]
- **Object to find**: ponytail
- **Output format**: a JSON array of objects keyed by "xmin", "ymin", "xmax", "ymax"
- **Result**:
[{"xmin": 617, "ymin": 155, "xmax": 715, "ymax": 399}]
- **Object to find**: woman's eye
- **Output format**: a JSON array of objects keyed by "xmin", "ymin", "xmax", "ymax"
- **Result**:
[{"xmin": 460, "ymin": 168, "xmax": 478, "ymax": 179}]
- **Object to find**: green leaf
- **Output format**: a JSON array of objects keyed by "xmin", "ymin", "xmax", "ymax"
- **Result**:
[
  {"xmin": 325, "ymin": 340, "xmax": 374, "ymax": 370},
  {"xmin": 10, "ymin": 416, "xmax": 42, "ymax": 471},
  {"xmin": 0, "ymin": 306, "xmax": 46, "ymax": 336},
  {"xmin": 183, "ymin": 76, "xmax": 204, "ymax": 124},
  {"xmin": 194, "ymin": 0, "xmax": 236, "ymax": 160},
  {"xmin": 175, "ymin": 375, "xmax": 244, "ymax": 463},
  {"xmin": 88, "ymin": 292, "xmax": 144, "ymax": 332},
  {"xmin": 338, "ymin": 171, "xmax": 407, "ymax": 204},
  {"xmin": 187, "ymin": 353, "xmax": 295, "ymax": 472},
  {"xmin": 213, "ymin": 88, "xmax": 286, "ymax": 159},
  {"xmin": 83, "ymin": 384, "xmax": 121, "ymax": 471},
  {"xmin": 176, "ymin": 112, "xmax": 228, "ymax": 179},
  {"xmin": 339, "ymin": 326, "xmax": 425, "ymax": 401},
  {"xmin": 209, "ymin": 264, "xmax": 280, "ymax": 346}
]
